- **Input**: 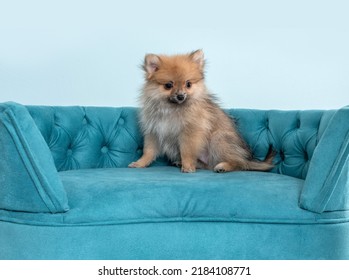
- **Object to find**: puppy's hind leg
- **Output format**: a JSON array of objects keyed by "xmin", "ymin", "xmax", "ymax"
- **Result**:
[
  {"xmin": 210, "ymin": 130, "xmax": 251, "ymax": 173},
  {"xmin": 214, "ymin": 161, "xmax": 244, "ymax": 173}
]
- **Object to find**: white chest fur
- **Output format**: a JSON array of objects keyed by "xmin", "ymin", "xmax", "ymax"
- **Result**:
[{"xmin": 140, "ymin": 107, "xmax": 184, "ymax": 160}]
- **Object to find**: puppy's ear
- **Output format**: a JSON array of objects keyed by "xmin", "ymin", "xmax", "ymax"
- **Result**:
[
  {"xmin": 190, "ymin": 49, "xmax": 205, "ymax": 69},
  {"xmin": 143, "ymin": 54, "xmax": 161, "ymax": 79}
]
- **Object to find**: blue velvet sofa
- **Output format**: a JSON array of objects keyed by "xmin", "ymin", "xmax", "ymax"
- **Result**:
[{"xmin": 1, "ymin": 101, "xmax": 348, "ymax": 260}]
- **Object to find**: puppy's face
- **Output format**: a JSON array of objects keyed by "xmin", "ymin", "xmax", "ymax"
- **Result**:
[{"xmin": 142, "ymin": 50, "xmax": 205, "ymax": 105}]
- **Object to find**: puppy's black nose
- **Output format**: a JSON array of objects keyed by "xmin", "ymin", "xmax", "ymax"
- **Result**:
[{"xmin": 177, "ymin": 94, "xmax": 185, "ymax": 101}]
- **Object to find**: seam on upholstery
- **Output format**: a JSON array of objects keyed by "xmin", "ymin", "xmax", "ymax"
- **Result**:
[
  {"xmin": 315, "ymin": 112, "xmax": 324, "ymax": 146},
  {"xmin": 1, "ymin": 215, "xmax": 349, "ymax": 227},
  {"xmin": 45, "ymin": 107, "xmax": 57, "ymax": 152}
]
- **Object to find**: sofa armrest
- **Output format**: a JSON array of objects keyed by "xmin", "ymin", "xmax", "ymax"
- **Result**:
[
  {"xmin": 300, "ymin": 106, "xmax": 349, "ymax": 213},
  {"xmin": 0, "ymin": 102, "xmax": 69, "ymax": 213}
]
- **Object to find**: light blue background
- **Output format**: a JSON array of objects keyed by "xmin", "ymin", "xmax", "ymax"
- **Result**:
[{"xmin": 0, "ymin": 0, "xmax": 348, "ymax": 109}]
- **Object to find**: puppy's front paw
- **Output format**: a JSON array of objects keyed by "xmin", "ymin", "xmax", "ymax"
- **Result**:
[
  {"xmin": 181, "ymin": 165, "xmax": 196, "ymax": 173},
  {"xmin": 128, "ymin": 161, "xmax": 146, "ymax": 168}
]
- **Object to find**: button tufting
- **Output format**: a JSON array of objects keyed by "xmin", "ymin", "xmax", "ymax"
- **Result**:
[
  {"xmin": 67, "ymin": 149, "xmax": 73, "ymax": 156},
  {"xmin": 296, "ymin": 119, "xmax": 301, "ymax": 128},
  {"xmin": 118, "ymin": 118, "xmax": 125, "ymax": 125},
  {"xmin": 101, "ymin": 146, "xmax": 109, "ymax": 154},
  {"xmin": 265, "ymin": 118, "xmax": 269, "ymax": 129},
  {"xmin": 279, "ymin": 150, "xmax": 285, "ymax": 161},
  {"xmin": 82, "ymin": 117, "xmax": 88, "ymax": 125}
]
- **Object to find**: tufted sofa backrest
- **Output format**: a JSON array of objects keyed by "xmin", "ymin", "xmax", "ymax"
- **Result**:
[
  {"xmin": 27, "ymin": 106, "xmax": 145, "ymax": 172},
  {"xmin": 27, "ymin": 106, "xmax": 334, "ymax": 179},
  {"xmin": 229, "ymin": 109, "xmax": 334, "ymax": 179}
]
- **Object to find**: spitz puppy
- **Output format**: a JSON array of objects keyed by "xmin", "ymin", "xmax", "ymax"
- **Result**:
[{"xmin": 129, "ymin": 50, "xmax": 274, "ymax": 173}]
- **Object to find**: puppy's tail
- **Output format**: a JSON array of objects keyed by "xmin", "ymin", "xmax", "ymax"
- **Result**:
[{"xmin": 246, "ymin": 145, "xmax": 276, "ymax": 171}]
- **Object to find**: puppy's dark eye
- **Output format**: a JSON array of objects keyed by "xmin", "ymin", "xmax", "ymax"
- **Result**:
[
  {"xmin": 186, "ymin": 81, "xmax": 192, "ymax": 88},
  {"xmin": 164, "ymin": 82, "xmax": 173, "ymax": 90}
]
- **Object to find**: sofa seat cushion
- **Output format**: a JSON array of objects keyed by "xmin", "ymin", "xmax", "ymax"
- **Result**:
[
  {"xmin": 1, "ymin": 167, "xmax": 348, "ymax": 225},
  {"xmin": 57, "ymin": 166, "xmax": 348, "ymax": 225}
]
